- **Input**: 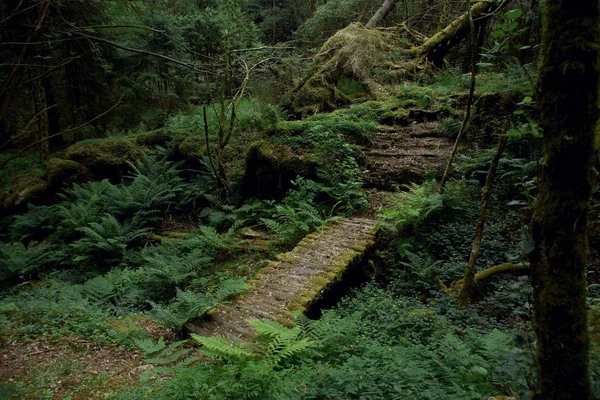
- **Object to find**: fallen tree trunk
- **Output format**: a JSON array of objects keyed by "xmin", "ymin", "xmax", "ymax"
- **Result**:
[
  {"xmin": 411, "ymin": 0, "xmax": 504, "ymax": 67},
  {"xmin": 366, "ymin": 0, "xmax": 401, "ymax": 28}
]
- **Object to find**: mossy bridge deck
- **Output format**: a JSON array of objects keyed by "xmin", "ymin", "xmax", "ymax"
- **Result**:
[{"xmin": 188, "ymin": 217, "xmax": 377, "ymax": 340}]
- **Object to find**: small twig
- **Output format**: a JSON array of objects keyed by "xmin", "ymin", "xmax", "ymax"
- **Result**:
[
  {"xmin": 0, "ymin": 104, "xmax": 57, "ymax": 150},
  {"xmin": 231, "ymin": 46, "xmax": 295, "ymax": 53}
]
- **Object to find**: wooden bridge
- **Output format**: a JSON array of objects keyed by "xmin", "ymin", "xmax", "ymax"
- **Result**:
[{"xmin": 188, "ymin": 217, "xmax": 378, "ymax": 340}]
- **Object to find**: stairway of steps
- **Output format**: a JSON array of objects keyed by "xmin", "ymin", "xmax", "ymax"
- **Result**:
[
  {"xmin": 187, "ymin": 217, "xmax": 377, "ymax": 341},
  {"xmin": 361, "ymin": 121, "xmax": 453, "ymax": 191}
]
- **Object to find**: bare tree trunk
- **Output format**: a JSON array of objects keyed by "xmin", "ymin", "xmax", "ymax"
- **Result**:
[
  {"xmin": 457, "ymin": 123, "xmax": 507, "ymax": 308},
  {"xmin": 365, "ymin": 0, "xmax": 401, "ymax": 29},
  {"xmin": 440, "ymin": 0, "xmax": 479, "ymax": 190},
  {"xmin": 530, "ymin": 0, "xmax": 598, "ymax": 398}
]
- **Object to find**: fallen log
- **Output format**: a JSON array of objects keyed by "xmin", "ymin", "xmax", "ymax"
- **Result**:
[
  {"xmin": 411, "ymin": 1, "xmax": 506, "ymax": 67},
  {"xmin": 437, "ymin": 262, "xmax": 529, "ymax": 294}
]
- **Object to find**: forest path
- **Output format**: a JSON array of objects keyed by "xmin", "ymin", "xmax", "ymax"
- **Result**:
[
  {"xmin": 361, "ymin": 120, "xmax": 453, "ymax": 191},
  {"xmin": 188, "ymin": 118, "xmax": 451, "ymax": 340},
  {"xmin": 358, "ymin": 119, "xmax": 454, "ymax": 217},
  {"xmin": 187, "ymin": 217, "xmax": 377, "ymax": 340}
]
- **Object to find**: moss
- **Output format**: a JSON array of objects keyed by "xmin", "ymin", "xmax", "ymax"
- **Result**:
[
  {"xmin": 45, "ymin": 158, "xmax": 88, "ymax": 188},
  {"xmin": 242, "ymin": 140, "xmax": 318, "ymax": 200},
  {"xmin": 177, "ymin": 135, "xmax": 208, "ymax": 170},
  {"xmin": 287, "ymin": 23, "xmax": 419, "ymax": 116},
  {"xmin": 0, "ymin": 175, "xmax": 48, "ymax": 214},
  {"xmin": 273, "ymin": 121, "xmax": 307, "ymax": 136},
  {"xmin": 291, "ymin": 76, "xmax": 339, "ymax": 115},
  {"xmin": 131, "ymin": 130, "xmax": 173, "ymax": 146},
  {"xmin": 65, "ymin": 137, "xmax": 142, "ymax": 181}
]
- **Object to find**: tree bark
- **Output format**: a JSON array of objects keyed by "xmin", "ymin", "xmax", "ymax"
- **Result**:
[
  {"xmin": 365, "ymin": 0, "xmax": 401, "ymax": 29},
  {"xmin": 410, "ymin": 0, "xmax": 500, "ymax": 67},
  {"xmin": 530, "ymin": 0, "xmax": 598, "ymax": 398},
  {"xmin": 458, "ymin": 124, "xmax": 507, "ymax": 308}
]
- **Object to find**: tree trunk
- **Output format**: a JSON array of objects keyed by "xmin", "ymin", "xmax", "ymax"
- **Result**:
[
  {"xmin": 365, "ymin": 0, "xmax": 401, "ymax": 29},
  {"xmin": 530, "ymin": 0, "xmax": 598, "ymax": 398},
  {"xmin": 458, "ymin": 125, "xmax": 507, "ymax": 308},
  {"xmin": 410, "ymin": 0, "xmax": 501, "ymax": 67}
]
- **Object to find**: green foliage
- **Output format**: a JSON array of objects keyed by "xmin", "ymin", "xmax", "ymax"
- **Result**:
[
  {"xmin": 395, "ymin": 252, "xmax": 445, "ymax": 295},
  {"xmin": 260, "ymin": 179, "xmax": 327, "ymax": 246},
  {"xmin": 132, "ymin": 285, "xmax": 532, "ymax": 400},
  {"xmin": 149, "ymin": 278, "xmax": 248, "ymax": 334},
  {"xmin": 0, "ymin": 241, "xmax": 55, "ymax": 287},
  {"xmin": 296, "ymin": 0, "xmax": 397, "ymax": 46},
  {"xmin": 71, "ymin": 214, "xmax": 150, "ymax": 266},
  {"xmin": 378, "ymin": 181, "xmax": 444, "ymax": 234}
]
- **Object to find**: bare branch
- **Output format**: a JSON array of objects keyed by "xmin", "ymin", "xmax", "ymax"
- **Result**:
[{"xmin": 0, "ymin": 97, "xmax": 123, "ymax": 169}]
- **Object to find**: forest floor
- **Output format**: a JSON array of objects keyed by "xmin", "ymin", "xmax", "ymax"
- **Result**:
[
  {"xmin": 0, "ymin": 318, "xmax": 172, "ymax": 399},
  {"xmin": 0, "ymin": 116, "xmax": 454, "ymax": 399}
]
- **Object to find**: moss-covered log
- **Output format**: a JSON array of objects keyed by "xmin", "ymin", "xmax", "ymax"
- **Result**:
[
  {"xmin": 410, "ymin": 1, "xmax": 499, "ymax": 67},
  {"xmin": 530, "ymin": 0, "xmax": 598, "ymax": 398},
  {"xmin": 438, "ymin": 262, "xmax": 529, "ymax": 294}
]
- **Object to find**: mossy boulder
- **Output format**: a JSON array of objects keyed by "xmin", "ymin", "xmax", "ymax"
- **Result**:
[
  {"xmin": 45, "ymin": 158, "xmax": 88, "ymax": 188},
  {"xmin": 131, "ymin": 130, "xmax": 173, "ymax": 147},
  {"xmin": 242, "ymin": 141, "xmax": 318, "ymax": 200},
  {"xmin": 65, "ymin": 137, "xmax": 142, "ymax": 181},
  {"xmin": 178, "ymin": 135, "xmax": 208, "ymax": 170},
  {"xmin": 290, "ymin": 76, "xmax": 351, "ymax": 115},
  {"xmin": 0, "ymin": 175, "xmax": 48, "ymax": 215}
]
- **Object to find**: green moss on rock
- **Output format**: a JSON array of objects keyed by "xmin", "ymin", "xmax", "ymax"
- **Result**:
[
  {"xmin": 0, "ymin": 175, "xmax": 48, "ymax": 214},
  {"xmin": 242, "ymin": 140, "xmax": 318, "ymax": 199},
  {"xmin": 131, "ymin": 130, "xmax": 173, "ymax": 146},
  {"xmin": 45, "ymin": 158, "xmax": 88, "ymax": 188},
  {"xmin": 65, "ymin": 137, "xmax": 142, "ymax": 181}
]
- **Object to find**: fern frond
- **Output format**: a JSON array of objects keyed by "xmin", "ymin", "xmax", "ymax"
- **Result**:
[{"xmin": 192, "ymin": 334, "xmax": 254, "ymax": 361}]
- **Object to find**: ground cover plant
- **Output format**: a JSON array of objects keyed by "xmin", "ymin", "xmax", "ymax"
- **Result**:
[{"xmin": 1, "ymin": 0, "xmax": 599, "ymax": 399}]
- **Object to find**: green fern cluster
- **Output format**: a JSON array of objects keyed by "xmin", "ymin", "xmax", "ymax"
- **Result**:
[
  {"xmin": 149, "ymin": 278, "xmax": 248, "ymax": 334},
  {"xmin": 3, "ymin": 154, "xmax": 186, "ymax": 278},
  {"xmin": 130, "ymin": 294, "xmax": 530, "ymax": 400},
  {"xmin": 260, "ymin": 178, "xmax": 326, "ymax": 246},
  {"xmin": 379, "ymin": 180, "xmax": 444, "ymax": 234}
]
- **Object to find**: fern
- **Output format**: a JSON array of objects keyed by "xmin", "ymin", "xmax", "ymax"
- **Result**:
[
  {"xmin": 10, "ymin": 204, "xmax": 59, "ymax": 241},
  {"xmin": 134, "ymin": 336, "xmax": 197, "ymax": 373},
  {"xmin": 193, "ymin": 334, "xmax": 254, "ymax": 361},
  {"xmin": 70, "ymin": 214, "xmax": 150, "ymax": 265},
  {"xmin": 149, "ymin": 278, "xmax": 248, "ymax": 334},
  {"xmin": 80, "ymin": 276, "xmax": 116, "ymax": 304},
  {"xmin": 0, "ymin": 241, "xmax": 55, "ymax": 285},
  {"xmin": 192, "ymin": 318, "xmax": 314, "ymax": 367},
  {"xmin": 379, "ymin": 180, "xmax": 444, "ymax": 233},
  {"xmin": 396, "ymin": 252, "xmax": 444, "ymax": 293},
  {"xmin": 259, "ymin": 181, "xmax": 326, "ymax": 246}
]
